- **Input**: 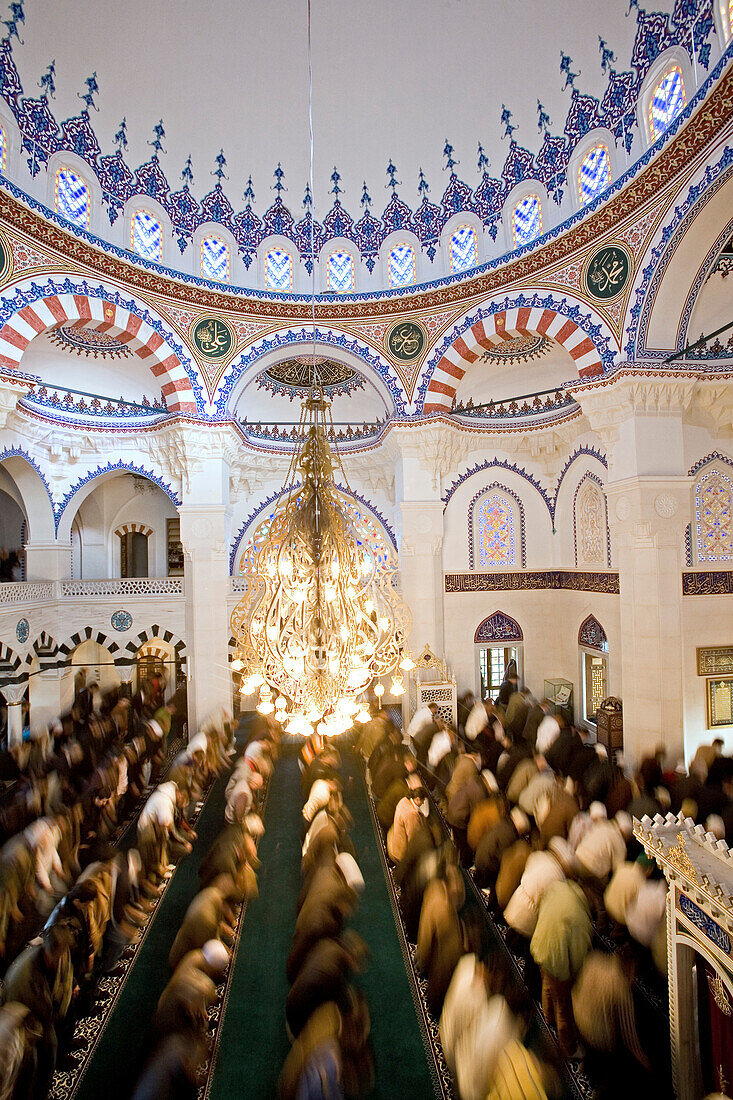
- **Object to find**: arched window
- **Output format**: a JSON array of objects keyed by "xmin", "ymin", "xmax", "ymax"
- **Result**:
[
  {"xmin": 327, "ymin": 250, "xmax": 355, "ymax": 293},
  {"xmin": 55, "ymin": 166, "xmax": 90, "ymax": 227},
  {"xmin": 265, "ymin": 247, "xmax": 293, "ymax": 291},
  {"xmin": 131, "ymin": 209, "xmax": 162, "ymax": 262},
  {"xmin": 201, "ymin": 235, "xmax": 230, "ymax": 281},
  {"xmin": 649, "ymin": 65, "xmax": 686, "ymax": 140},
  {"xmin": 388, "ymin": 243, "xmax": 416, "ymax": 288},
  {"xmin": 512, "ymin": 195, "xmax": 542, "ymax": 247},
  {"xmin": 0, "ymin": 123, "xmax": 6, "ymax": 172},
  {"xmin": 695, "ymin": 467, "xmax": 733, "ymax": 563},
  {"xmin": 578, "ymin": 144, "xmax": 611, "ymax": 207},
  {"xmin": 574, "ymin": 477, "xmax": 607, "ymax": 566},
  {"xmin": 578, "ymin": 616, "xmax": 608, "ymax": 724},
  {"xmin": 449, "ymin": 224, "xmax": 478, "ymax": 273},
  {"xmin": 475, "ymin": 493, "xmax": 516, "ymax": 568}
]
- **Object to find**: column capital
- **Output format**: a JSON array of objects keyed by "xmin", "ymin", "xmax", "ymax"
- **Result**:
[
  {"xmin": 606, "ymin": 476, "xmax": 692, "ymax": 550},
  {"xmin": 1, "ymin": 680, "xmax": 29, "ymax": 706}
]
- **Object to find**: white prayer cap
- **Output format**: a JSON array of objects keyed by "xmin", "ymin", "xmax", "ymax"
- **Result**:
[
  {"xmin": 589, "ymin": 801, "xmax": 607, "ymax": 821},
  {"xmin": 614, "ymin": 810, "xmax": 633, "ymax": 838},
  {"xmin": 705, "ymin": 814, "xmax": 725, "ymax": 839},
  {"xmin": 594, "ymin": 743, "xmax": 608, "ymax": 760},
  {"xmin": 335, "ymin": 852, "xmax": 364, "ymax": 893},
  {"xmin": 202, "ymin": 939, "xmax": 230, "ymax": 971},
  {"xmin": 481, "ymin": 770, "xmax": 499, "ymax": 792},
  {"xmin": 510, "ymin": 807, "xmax": 530, "ymax": 835},
  {"xmin": 244, "ymin": 813, "xmax": 264, "ymax": 839},
  {"xmin": 147, "ymin": 719, "xmax": 163, "ymax": 740},
  {"xmin": 188, "ymin": 733, "xmax": 208, "ymax": 754}
]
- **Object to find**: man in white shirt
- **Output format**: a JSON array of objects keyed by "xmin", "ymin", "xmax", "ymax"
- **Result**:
[
  {"xmin": 575, "ymin": 810, "xmax": 631, "ymax": 883},
  {"xmin": 465, "ymin": 699, "xmax": 491, "ymax": 742},
  {"xmin": 407, "ymin": 702, "xmax": 438, "ymax": 743}
]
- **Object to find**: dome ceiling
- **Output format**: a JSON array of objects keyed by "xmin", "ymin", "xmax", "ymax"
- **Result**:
[{"xmin": 14, "ymin": 0, "xmax": 677, "ymax": 219}]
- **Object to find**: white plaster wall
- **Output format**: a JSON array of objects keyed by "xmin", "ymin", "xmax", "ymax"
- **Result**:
[
  {"xmin": 73, "ymin": 476, "xmax": 178, "ymax": 578},
  {"xmin": 681, "ymin": 596, "xmax": 733, "ymax": 762},
  {"xmin": 443, "ymin": 587, "xmax": 621, "ymax": 725}
]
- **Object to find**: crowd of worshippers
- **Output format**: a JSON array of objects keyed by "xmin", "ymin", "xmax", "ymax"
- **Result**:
[
  {"xmin": 0, "ymin": 674, "xmax": 232, "ymax": 1100},
  {"xmin": 354, "ymin": 672, "xmax": 733, "ymax": 1100},
  {"xmin": 129, "ymin": 728, "xmax": 275, "ymax": 1100},
  {"xmin": 278, "ymin": 737, "xmax": 374, "ymax": 1100}
]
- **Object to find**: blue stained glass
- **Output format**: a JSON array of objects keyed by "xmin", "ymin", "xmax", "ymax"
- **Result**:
[
  {"xmin": 131, "ymin": 209, "xmax": 162, "ymax": 262},
  {"xmin": 449, "ymin": 225, "xmax": 477, "ymax": 273},
  {"xmin": 265, "ymin": 247, "xmax": 293, "ymax": 291},
  {"xmin": 477, "ymin": 494, "xmax": 515, "ymax": 567},
  {"xmin": 512, "ymin": 195, "xmax": 542, "ymax": 246},
  {"xmin": 56, "ymin": 167, "xmax": 89, "ymax": 227},
  {"xmin": 327, "ymin": 250, "xmax": 354, "ymax": 293},
  {"xmin": 578, "ymin": 145, "xmax": 611, "ymax": 206},
  {"xmin": 201, "ymin": 235, "xmax": 230, "ymax": 281},
  {"xmin": 388, "ymin": 244, "xmax": 416, "ymax": 288},
  {"xmin": 650, "ymin": 67, "xmax": 685, "ymax": 139}
]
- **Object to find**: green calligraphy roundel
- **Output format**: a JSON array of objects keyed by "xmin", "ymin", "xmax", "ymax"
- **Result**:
[
  {"xmin": 584, "ymin": 242, "xmax": 632, "ymax": 302},
  {"xmin": 191, "ymin": 316, "xmax": 234, "ymax": 359},
  {"xmin": 386, "ymin": 320, "xmax": 426, "ymax": 362}
]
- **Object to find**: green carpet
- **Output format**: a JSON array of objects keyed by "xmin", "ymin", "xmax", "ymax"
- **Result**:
[
  {"xmin": 73, "ymin": 773, "xmax": 228, "ymax": 1100},
  {"xmin": 208, "ymin": 750, "xmax": 439, "ymax": 1100}
]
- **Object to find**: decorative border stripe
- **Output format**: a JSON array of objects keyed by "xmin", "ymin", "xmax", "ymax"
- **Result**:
[{"xmin": 445, "ymin": 570, "xmax": 620, "ymax": 593}]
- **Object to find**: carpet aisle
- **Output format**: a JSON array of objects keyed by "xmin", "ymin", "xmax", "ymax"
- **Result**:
[
  {"xmin": 72, "ymin": 772, "xmax": 228, "ymax": 1100},
  {"xmin": 207, "ymin": 749, "xmax": 440, "ymax": 1100}
]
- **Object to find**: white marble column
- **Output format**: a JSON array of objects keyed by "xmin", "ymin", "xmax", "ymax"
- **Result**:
[
  {"xmin": 393, "ymin": 439, "xmax": 445, "ymax": 656},
  {"xmin": 179, "ymin": 455, "xmax": 232, "ymax": 734},
  {"xmin": 24, "ymin": 541, "xmax": 71, "ymax": 581},
  {"xmin": 1, "ymin": 681, "xmax": 28, "ymax": 745}
]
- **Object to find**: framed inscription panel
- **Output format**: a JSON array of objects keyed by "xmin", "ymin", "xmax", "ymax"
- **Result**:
[{"xmin": 707, "ymin": 677, "xmax": 733, "ymax": 728}]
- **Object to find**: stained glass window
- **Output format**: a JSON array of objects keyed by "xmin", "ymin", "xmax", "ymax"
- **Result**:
[
  {"xmin": 327, "ymin": 250, "xmax": 355, "ymax": 293},
  {"xmin": 476, "ymin": 494, "xmax": 515, "ymax": 567},
  {"xmin": 388, "ymin": 244, "xmax": 416, "ymax": 288},
  {"xmin": 695, "ymin": 469, "xmax": 733, "ymax": 563},
  {"xmin": 0, "ymin": 125, "xmax": 5, "ymax": 171},
  {"xmin": 131, "ymin": 209, "xmax": 162, "ymax": 262},
  {"xmin": 55, "ymin": 167, "xmax": 90, "ymax": 227},
  {"xmin": 512, "ymin": 195, "xmax": 542, "ymax": 247},
  {"xmin": 649, "ymin": 66, "xmax": 686, "ymax": 140},
  {"xmin": 449, "ymin": 225, "xmax": 477, "ymax": 273},
  {"xmin": 575, "ymin": 480, "xmax": 606, "ymax": 565},
  {"xmin": 265, "ymin": 247, "xmax": 293, "ymax": 291},
  {"xmin": 201, "ymin": 235, "xmax": 230, "ymax": 281},
  {"xmin": 578, "ymin": 145, "xmax": 611, "ymax": 207}
]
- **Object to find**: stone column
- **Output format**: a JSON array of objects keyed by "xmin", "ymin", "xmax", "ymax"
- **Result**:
[
  {"xmin": 24, "ymin": 541, "xmax": 71, "ymax": 582},
  {"xmin": 573, "ymin": 368, "xmax": 695, "ymax": 766},
  {"xmin": 1, "ymin": 680, "xmax": 28, "ymax": 745},
  {"xmin": 179, "ymin": 455, "xmax": 232, "ymax": 734},
  {"xmin": 29, "ymin": 665, "xmax": 64, "ymax": 730},
  {"xmin": 393, "ymin": 437, "xmax": 446, "ymax": 656}
]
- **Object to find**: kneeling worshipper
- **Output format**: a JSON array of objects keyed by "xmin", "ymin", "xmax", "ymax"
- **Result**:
[
  {"xmin": 167, "ymin": 874, "xmax": 238, "ymax": 970},
  {"xmin": 285, "ymin": 930, "xmax": 370, "ymax": 1040}
]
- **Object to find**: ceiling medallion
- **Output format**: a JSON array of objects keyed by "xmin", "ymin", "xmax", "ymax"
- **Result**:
[
  {"xmin": 386, "ymin": 320, "xmax": 426, "ymax": 362},
  {"xmin": 257, "ymin": 357, "xmax": 364, "ymax": 401},
  {"xmin": 480, "ymin": 333, "xmax": 552, "ymax": 364},
  {"xmin": 49, "ymin": 325, "xmax": 132, "ymax": 359},
  {"xmin": 190, "ymin": 316, "xmax": 235, "ymax": 359}
]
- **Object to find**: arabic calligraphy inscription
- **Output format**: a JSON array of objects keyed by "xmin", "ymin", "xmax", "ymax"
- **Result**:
[
  {"xmin": 191, "ymin": 317, "xmax": 235, "ymax": 360},
  {"xmin": 584, "ymin": 242, "xmax": 632, "ymax": 302},
  {"xmin": 386, "ymin": 320, "xmax": 426, "ymax": 362}
]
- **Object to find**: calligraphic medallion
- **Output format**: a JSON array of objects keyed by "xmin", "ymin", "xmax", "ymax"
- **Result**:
[
  {"xmin": 583, "ymin": 241, "xmax": 632, "ymax": 302},
  {"xmin": 385, "ymin": 320, "xmax": 426, "ymax": 362},
  {"xmin": 190, "ymin": 316, "xmax": 235, "ymax": 360}
]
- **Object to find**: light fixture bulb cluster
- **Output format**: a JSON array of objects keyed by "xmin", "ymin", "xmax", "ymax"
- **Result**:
[{"xmin": 231, "ymin": 393, "xmax": 412, "ymax": 734}]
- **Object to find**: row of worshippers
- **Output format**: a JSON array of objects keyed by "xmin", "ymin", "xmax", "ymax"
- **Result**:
[
  {"xmin": 278, "ymin": 736, "xmax": 374, "ymax": 1100},
  {"xmin": 0, "ymin": 712, "xmax": 232, "ymax": 1100},
  {"xmin": 361, "ymin": 716, "xmax": 561, "ymax": 1100},
  {"xmin": 401, "ymin": 687, "xmax": 674, "ymax": 1099},
  {"xmin": 128, "ymin": 728, "xmax": 275, "ymax": 1100}
]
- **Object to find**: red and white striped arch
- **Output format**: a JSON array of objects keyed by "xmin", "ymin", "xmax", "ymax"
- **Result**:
[
  {"xmin": 0, "ymin": 293, "xmax": 197, "ymax": 414},
  {"xmin": 424, "ymin": 306, "xmax": 605, "ymax": 414}
]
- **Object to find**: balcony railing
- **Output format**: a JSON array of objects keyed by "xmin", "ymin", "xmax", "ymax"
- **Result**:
[{"xmin": 0, "ymin": 577, "xmax": 184, "ymax": 604}]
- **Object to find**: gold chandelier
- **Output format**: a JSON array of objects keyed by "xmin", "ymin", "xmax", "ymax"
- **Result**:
[{"xmin": 230, "ymin": 391, "xmax": 412, "ymax": 736}]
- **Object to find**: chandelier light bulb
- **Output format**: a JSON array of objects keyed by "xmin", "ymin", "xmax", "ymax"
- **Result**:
[
  {"xmin": 231, "ymin": 658, "xmax": 244, "ymax": 671},
  {"xmin": 399, "ymin": 653, "xmax": 416, "ymax": 671},
  {"xmin": 374, "ymin": 682, "xmax": 385, "ymax": 698},
  {"xmin": 390, "ymin": 676, "xmax": 406, "ymax": 696}
]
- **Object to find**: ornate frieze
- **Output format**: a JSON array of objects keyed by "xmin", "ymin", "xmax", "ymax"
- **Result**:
[
  {"xmin": 683, "ymin": 571, "xmax": 733, "ymax": 595},
  {"xmin": 445, "ymin": 570, "xmax": 620, "ymax": 594}
]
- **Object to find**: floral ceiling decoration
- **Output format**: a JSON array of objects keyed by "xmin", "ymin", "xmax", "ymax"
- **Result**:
[
  {"xmin": 256, "ymin": 356, "xmax": 365, "ymax": 401},
  {"xmin": 48, "ymin": 324, "xmax": 132, "ymax": 359},
  {"xmin": 479, "ymin": 333, "xmax": 552, "ymax": 364}
]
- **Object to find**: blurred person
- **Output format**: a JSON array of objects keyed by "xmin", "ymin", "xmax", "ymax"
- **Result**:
[
  {"xmin": 454, "ymin": 990, "xmax": 521, "ymax": 1100},
  {"xmin": 572, "ymin": 949, "xmax": 650, "ymax": 1088},
  {"xmin": 387, "ymin": 787, "xmax": 429, "ymax": 864},
  {"xmin": 439, "ymin": 953, "xmax": 490, "ymax": 1076},
  {"xmin": 130, "ymin": 1032, "xmax": 205, "ymax": 1100},
  {"xmin": 416, "ymin": 863, "xmax": 465, "ymax": 1015},
  {"xmin": 168, "ymin": 874, "xmax": 238, "ymax": 970},
  {"xmin": 487, "ymin": 1039, "xmax": 557, "ymax": 1100},
  {"xmin": 504, "ymin": 838, "xmax": 573, "ymax": 940},
  {"xmin": 285, "ymin": 930, "xmax": 369, "ymax": 1040},
  {"xmin": 530, "ymin": 879, "xmax": 592, "ymax": 1057},
  {"xmin": 466, "ymin": 773, "xmax": 505, "ymax": 855},
  {"xmin": 575, "ymin": 810, "xmax": 632, "ymax": 886},
  {"xmin": 0, "ymin": 1001, "xmax": 40, "ymax": 1100},
  {"xmin": 474, "ymin": 808, "xmax": 530, "ymax": 888},
  {"xmin": 495, "ymin": 837, "xmax": 533, "ymax": 913}
]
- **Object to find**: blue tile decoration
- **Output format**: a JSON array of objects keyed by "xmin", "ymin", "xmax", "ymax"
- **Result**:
[
  {"xmin": 110, "ymin": 609, "xmax": 133, "ymax": 632},
  {"xmin": 15, "ymin": 617, "xmax": 29, "ymax": 643},
  {"xmin": 679, "ymin": 894, "xmax": 731, "ymax": 955}
]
